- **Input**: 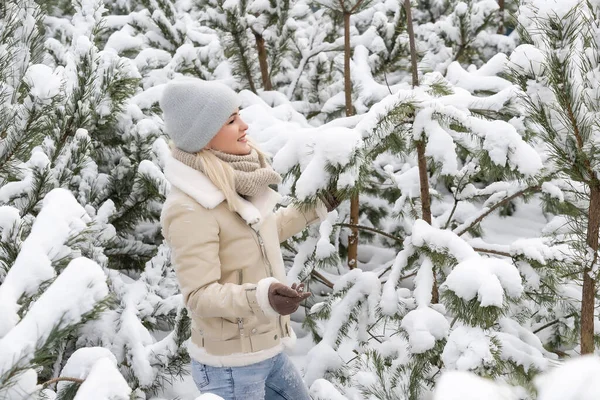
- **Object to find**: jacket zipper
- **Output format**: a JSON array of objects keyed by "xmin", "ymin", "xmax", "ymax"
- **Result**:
[
  {"xmin": 234, "ymin": 214, "xmax": 273, "ymax": 277},
  {"xmin": 237, "ymin": 317, "xmax": 249, "ymax": 352},
  {"xmin": 237, "ymin": 269, "xmax": 248, "ymax": 350},
  {"xmin": 237, "ymin": 318, "xmax": 245, "ymax": 336},
  {"xmin": 255, "ymin": 230, "xmax": 284, "ymax": 338},
  {"xmin": 256, "ymin": 231, "xmax": 274, "ymax": 277},
  {"xmin": 234, "ymin": 214, "xmax": 284, "ymax": 339}
]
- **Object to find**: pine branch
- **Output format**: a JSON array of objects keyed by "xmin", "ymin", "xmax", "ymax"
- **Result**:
[
  {"xmin": 226, "ymin": 15, "xmax": 257, "ymax": 93},
  {"xmin": 443, "ymin": 199, "xmax": 459, "ymax": 230},
  {"xmin": 443, "ymin": 168, "xmax": 471, "ymax": 229},
  {"xmin": 472, "ymin": 247, "xmax": 512, "ymax": 258},
  {"xmin": 533, "ymin": 313, "xmax": 577, "ymax": 334},
  {"xmin": 350, "ymin": 0, "xmax": 367, "ymax": 14},
  {"xmin": 454, "ymin": 186, "xmax": 541, "ymax": 236},
  {"xmin": 564, "ymin": 84, "xmax": 594, "ymax": 183},
  {"xmin": 42, "ymin": 376, "xmax": 84, "ymax": 387},
  {"xmin": 311, "ymin": 269, "xmax": 334, "ymax": 289},
  {"xmin": 380, "ymin": 270, "xmax": 417, "ymax": 281},
  {"xmin": 334, "ymin": 223, "xmax": 402, "ymax": 243}
]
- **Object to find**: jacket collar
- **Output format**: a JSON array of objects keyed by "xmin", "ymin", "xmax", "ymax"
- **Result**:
[{"xmin": 164, "ymin": 155, "xmax": 281, "ymax": 228}]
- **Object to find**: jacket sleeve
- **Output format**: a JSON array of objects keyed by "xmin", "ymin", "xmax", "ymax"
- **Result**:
[
  {"xmin": 164, "ymin": 203, "xmax": 278, "ymax": 319},
  {"xmin": 275, "ymin": 201, "xmax": 328, "ymax": 243}
]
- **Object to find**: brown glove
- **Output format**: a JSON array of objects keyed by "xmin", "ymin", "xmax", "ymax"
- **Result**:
[
  {"xmin": 268, "ymin": 282, "xmax": 312, "ymax": 316},
  {"xmin": 318, "ymin": 190, "xmax": 342, "ymax": 212}
]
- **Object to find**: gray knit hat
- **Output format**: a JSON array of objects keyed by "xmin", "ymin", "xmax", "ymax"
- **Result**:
[{"xmin": 159, "ymin": 78, "xmax": 240, "ymax": 153}]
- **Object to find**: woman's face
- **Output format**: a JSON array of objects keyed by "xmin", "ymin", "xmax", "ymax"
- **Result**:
[{"xmin": 206, "ymin": 109, "xmax": 251, "ymax": 155}]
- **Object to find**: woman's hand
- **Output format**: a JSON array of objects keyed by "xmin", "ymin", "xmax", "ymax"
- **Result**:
[{"xmin": 268, "ymin": 282, "xmax": 311, "ymax": 316}]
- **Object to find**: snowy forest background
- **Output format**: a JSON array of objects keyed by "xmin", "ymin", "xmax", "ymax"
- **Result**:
[{"xmin": 1, "ymin": 0, "xmax": 600, "ymax": 399}]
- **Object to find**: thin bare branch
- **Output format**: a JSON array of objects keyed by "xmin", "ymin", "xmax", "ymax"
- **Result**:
[
  {"xmin": 455, "ymin": 186, "xmax": 541, "ymax": 236},
  {"xmin": 533, "ymin": 313, "xmax": 577, "ymax": 334},
  {"xmin": 311, "ymin": 269, "xmax": 334, "ymax": 289},
  {"xmin": 335, "ymin": 223, "xmax": 402, "ymax": 243},
  {"xmin": 472, "ymin": 247, "xmax": 512, "ymax": 258},
  {"xmin": 42, "ymin": 376, "xmax": 84, "ymax": 387},
  {"xmin": 350, "ymin": 0, "xmax": 367, "ymax": 14}
]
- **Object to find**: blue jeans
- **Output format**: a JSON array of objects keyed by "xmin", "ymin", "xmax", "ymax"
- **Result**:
[{"xmin": 191, "ymin": 353, "xmax": 311, "ymax": 400}]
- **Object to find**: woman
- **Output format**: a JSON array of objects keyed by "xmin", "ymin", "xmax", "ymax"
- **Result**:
[{"xmin": 159, "ymin": 78, "xmax": 338, "ymax": 400}]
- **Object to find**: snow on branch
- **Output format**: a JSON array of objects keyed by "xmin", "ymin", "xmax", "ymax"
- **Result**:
[
  {"xmin": 0, "ymin": 189, "xmax": 92, "ymax": 338},
  {"xmin": 0, "ymin": 258, "xmax": 108, "ymax": 397}
]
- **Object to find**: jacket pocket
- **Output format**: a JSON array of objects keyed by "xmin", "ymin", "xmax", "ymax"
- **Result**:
[
  {"xmin": 221, "ymin": 317, "xmax": 243, "ymax": 340},
  {"xmin": 191, "ymin": 360, "xmax": 209, "ymax": 389}
]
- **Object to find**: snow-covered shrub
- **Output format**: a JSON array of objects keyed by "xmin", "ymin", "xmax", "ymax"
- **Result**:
[
  {"xmin": 506, "ymin": 0, "xmax": 600, "ymax": 355},
  {"xmin": 434, "ymin": 356, "xmax": 600, "ymax": 400},
  {"xmin": 0, "ymin": 1, "xmax": 187, "ymax": 398}
]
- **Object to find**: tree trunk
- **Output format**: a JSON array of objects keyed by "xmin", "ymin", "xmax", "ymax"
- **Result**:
[
  {"xmin": 581, "ymin": 184, "xmax": 600, "ymax": 354},
  {"xmin": 348, "ymin": 193, "xmax": 359, "ymax": 269},
  {"xmin": 404, "ymin": 0, "xmax": 419, "ymax": 89},
  {"xmin": 415, "ymin": 145, "xmax": 432, "ymax": 225},
  {"xmin": 343, "ymin": 12, "xmax": 353, "ymax": 117},
  {"xmin": 342, "ymin": 10, "xmax": 359, "ymax": 270},
  {"xmin": 253, "ymin": 31, "xmax": 272, "ymax": 91},
  {"xmin": 416, "ymin": 141, "xmax": 437, "ymax": 302},
  {"xmin": 497, "ymin": 0, "xmax": 505, "ymax": 34},
  {"xmin": 404, "ymin": 0, "xmax": 438, "ymax": 302}
]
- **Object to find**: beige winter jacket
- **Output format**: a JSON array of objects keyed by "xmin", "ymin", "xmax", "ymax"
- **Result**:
[{"xmin": 161, "ymin": 155, "xmax": 326, "ymax": 367}]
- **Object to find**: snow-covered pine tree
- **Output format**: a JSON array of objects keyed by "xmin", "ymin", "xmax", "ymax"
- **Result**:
[
  {"xmin": 260, "ymin": 11, "xmax": 569, "ymax": 394},
  {"xmin": 507, "ymin": 0, "xmax": 600, "ymax": 355},
  {"xmin": 433, "ymin": 355, "xmax": 600, "ymax": 400},
  {"xmin": 0, "ymin": 2, "xmax": 128, "ymax": 398},
  {"xmin": 0, "ymin": 0, "xmax": 189, "ymax": 398},
  {"xmin": 287, "ymin": 0, "xmax": 414, "ymax": 273},
  {"xmin": 301, "ymin": 59, "xmax": 553, "ymax": 399},
  {"xmin": 191, "ymin": 0, "xmax": 304, "ymax": 93},
  {"xmin": 0, "ymin": 0, "xmax": 49, "ymax": 221},
  {"xmin": 246, "ymin": 0, "xmax": 600, "ymax": 398},
  {"xmin": 99, "ymin": 0, "xmax": 226, "ymax": 90},
  {"xmin": 0, "ymin": 187, "xmax": 125, "ymax": 400},
  {"xmin": 279, "ymin": 0, "xmax": 520, "ymax": 283},
  {"xmin": 270, "ymin": 0, "xmax": 518, "ymax": 301},
  {"xmin": 284, "ymin": 3, "xmax": 344, "ymax": 118},
  {"xmin": 41, "ymin": 0, "xmax": 161, "ymax": 274},
  {"xmin": 330, "ymin": 0, "xmax": 375, "ymax": 271},
  {"xmin": 308, "ymin": 0, "xmax": 516, "ymax": 123},
  {"xmin": 415, "ymin": 0, "xmax": 516, "ymax": 73},
  {"xmin": 193, "ymin": 0, "xmax": 261, "ymax": 91},
  {"xmin": 44, "ymin": 0, "xmax": 190, "ymax": 396},
  {"xmin": 244, "ymin": 0, "xmax": 299, "ymax": 91},
  {"xmin": 349, "ymin": 0, "xmax": 408, "ymax": 93}
]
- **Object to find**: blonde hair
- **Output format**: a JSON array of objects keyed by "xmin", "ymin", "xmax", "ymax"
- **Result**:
[{"xmin": 193, "ymin": 139, "xmax": 268, "ymax": 212}]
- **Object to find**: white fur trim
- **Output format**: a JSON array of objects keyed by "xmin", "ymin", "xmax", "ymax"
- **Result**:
[
  {"xmin": 187, "ymin": 340, "xmax": 283, "ymax": 367},
  {"xmin": 281, "ymin": 325, "xmax": 297, "ymax": 349},
  {"xmin": 256, "ymin": 277, "xmax": 280, "ymax": 318},
  {"xmin": 248, "ymin": 189, "xmax": 282, "ymax": 229},
  {"xmin": 236, "ymin": 196, "xmax": 262, "ymax": 226},
  {"xmin": 164, "ymin": 155, "xmax": 280, "ymax": 226},
  {"xmin": 164, "ymin": 155, "xmax": 224, "ymax": 209}
]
